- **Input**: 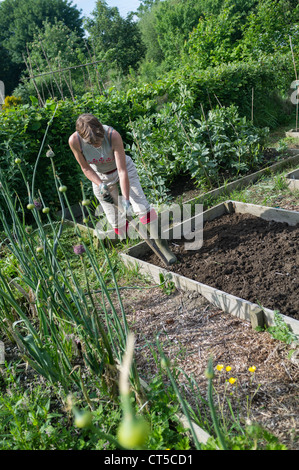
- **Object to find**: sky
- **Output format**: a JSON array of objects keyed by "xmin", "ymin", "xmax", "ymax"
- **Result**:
[
  {"xmin": 0, "ymin": 0, "xmax": 141, "ymax": 19},
  {"xmin": 74, "ymin": 0, "xmax": 142, "ymax": 19}
]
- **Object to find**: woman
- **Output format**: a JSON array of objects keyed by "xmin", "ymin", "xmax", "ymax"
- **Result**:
[{"xmin": 68, "ymin": 113, "xmax": 176, "ymax": 263}]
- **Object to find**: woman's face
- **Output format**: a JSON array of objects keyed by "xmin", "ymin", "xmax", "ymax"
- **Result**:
[{"xmin": 82, "ymin": 136, "xmax": 103, "ymax": 148}]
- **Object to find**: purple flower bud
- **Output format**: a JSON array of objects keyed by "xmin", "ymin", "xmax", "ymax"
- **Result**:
[
  {"xmin": 34, "ymin": 200, "xmax": 42, "ymax": 210},
  {"xmin": 73, "ymin": 244, "xmax": 86, "ymax": 255}
]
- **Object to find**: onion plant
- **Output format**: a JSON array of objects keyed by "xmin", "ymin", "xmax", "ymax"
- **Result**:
[{"xmin": 0, "ymin": 121, "xmax": 141, "ymax": 399}]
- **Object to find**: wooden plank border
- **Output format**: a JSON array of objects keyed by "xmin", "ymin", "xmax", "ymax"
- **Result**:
[{"xmin": 285, "ymin": 167, "xmax": 299, "ymax": 191}]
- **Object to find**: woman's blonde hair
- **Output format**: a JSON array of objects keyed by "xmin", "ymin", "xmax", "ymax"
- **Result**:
[{"xmin": 76, "ymin": 114, "xmax": 104, "ymax": 145}]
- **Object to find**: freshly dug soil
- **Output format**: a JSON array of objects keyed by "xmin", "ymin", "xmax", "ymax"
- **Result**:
[{"xmin": 139, "ymin": 212, "xmax": 299, "ymax": 320}]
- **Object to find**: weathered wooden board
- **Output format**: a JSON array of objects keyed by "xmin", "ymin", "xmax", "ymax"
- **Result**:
[{"xmin": 285, "ymin": 168, "xmax": 299, "ymax": 191}]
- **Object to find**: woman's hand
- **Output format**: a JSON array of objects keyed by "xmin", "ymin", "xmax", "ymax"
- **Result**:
[
  {"xmin": 99, "ymin": 183, "xmax": 114, "ymax": 204},
  {"xmin": 122, "ymin": 198, "xmax": 133, "ymax": 217}
]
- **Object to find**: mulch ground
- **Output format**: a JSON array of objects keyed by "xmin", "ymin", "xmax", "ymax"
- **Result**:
[{"xmin": 118, "ymin": 286, "xmax": 299, "ymax": 450}]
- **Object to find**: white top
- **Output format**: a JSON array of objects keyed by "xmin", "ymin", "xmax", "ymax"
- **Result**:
[{"xmin": 77, "ymin": 125, "xmax": 117, "ymax": 174}]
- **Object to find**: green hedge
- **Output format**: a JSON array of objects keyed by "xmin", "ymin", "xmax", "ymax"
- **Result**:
[{"xmin": 178, "ymin": 52, "xmax": 295, "ymax": 128}]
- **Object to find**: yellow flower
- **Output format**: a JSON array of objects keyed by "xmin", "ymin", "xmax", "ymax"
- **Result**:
[
  {"xmin": 248, "ymin": 366, "xmax": 256, "ymax": 373},
  {"xmin": 228, "ymin": 377, "xmax": 236, "ymax": 385},
  {"xmin": 216, "ymin": 364, "xmax": 224, "ymax": 371},
  {"xmin": 226, "ymin": 366, "xmax": 232, "ymax": 372}
]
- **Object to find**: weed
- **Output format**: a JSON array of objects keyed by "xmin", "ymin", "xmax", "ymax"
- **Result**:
[
  {"xmin": 159, "ymin": 273, "xmax": 176, "ymax": 295},
  {"xmin": 256, "ymin": 310, "xmax": 299, "ymax": 345}
]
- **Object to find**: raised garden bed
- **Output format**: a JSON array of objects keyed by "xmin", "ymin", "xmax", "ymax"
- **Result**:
[
  {"xmin": 285, "ymin": 168, "xmax": 299, "ymax": 191},
  {"xmin": 120, "ymin": 201, "xmax": 299, "ymax": 337}
]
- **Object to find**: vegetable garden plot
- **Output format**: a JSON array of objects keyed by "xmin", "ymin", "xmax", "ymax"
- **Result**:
[{"xmin": 120, "ymin": 202, "xmax": 299, "ymax": 337}]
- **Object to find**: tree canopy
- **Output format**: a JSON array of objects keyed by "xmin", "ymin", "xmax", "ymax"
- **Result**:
[
  {"xmin": 84, "ymin": 0, "xmax": 145, "ymax": 75},
  {"xmin": 0, "ymin": 0, "xmax": 84, "ymax": 94}
]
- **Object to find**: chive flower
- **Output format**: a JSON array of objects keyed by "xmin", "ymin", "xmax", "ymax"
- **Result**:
[
  {"xmin": 74, "ymin": 409, "xmax": 93, "ymax": 428},
  {"xmin": 73, "ymin": 244, "xmax": 86, "ymax": 255},
  {"xmin": 46, "ymin": 149, "xmax": 55, "ymax": 158}
]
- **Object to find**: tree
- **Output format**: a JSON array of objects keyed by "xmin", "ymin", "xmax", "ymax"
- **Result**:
[
  {"xmin": 182, "ymin": 5, "xmax": 243, "ymax": 69},
  {"xmin": 137, "ymin": 1, "xmax": 164, "ymax": 63},
  {"xmin": 0, "ymin": 0, "xmax": 84, "ymax": 94},
  {"xmin": 84, "ymin": 1, "xmax": 145, "ymax": 75},
  {"xmin": 135, "ymin": 0, "xmax": 259, "ymax": 68},
  {"xmin": 136, "ymin": 0, "xmax": 162, "ymax": 16},
  {"xmin": 236, "ymin": 0, "xmax": 299, "ymax": 60},
  {"xmin": 15, "ymin": 19, "xmax": 88, "ymax": 102},
  {"xmin": 181, "ymin": 0, "xmax": 299, "ymax": 69},
  {"xmin": 153, "ymin": 0, "xmax": 204, "ymax": 65},
  {"xmin": 197, "ymin": 0, "xmax": 259, "ymax": 17}
]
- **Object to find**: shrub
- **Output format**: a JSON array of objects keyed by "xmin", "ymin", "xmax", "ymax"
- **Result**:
[
  {"xmin": 2, "ymin": 95, "xmax": 22, "ymax": 110},
  {"xmin": 127, "ymin": 101, "xmax": 269, "ymax": 203}
]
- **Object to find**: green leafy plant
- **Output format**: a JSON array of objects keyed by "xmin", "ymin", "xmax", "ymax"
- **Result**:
[
  {"xmin": 257, "ymin": 310, "xmax": 299, "ymax": 344},
  {"xmin": 159, "ymin": 273, "xmax": 176, "ymax": 295}
]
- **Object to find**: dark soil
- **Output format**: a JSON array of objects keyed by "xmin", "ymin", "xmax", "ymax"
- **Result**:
[{"xmin": 139, "ymin": 212, "xmax": 299, "ymax": 320}]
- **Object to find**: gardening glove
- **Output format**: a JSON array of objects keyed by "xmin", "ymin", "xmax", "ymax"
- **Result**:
[
  {"xmin": 98, "ymin": 183, "xmax": 114, "ymax": 204},
  {"xmin": 122, "ymin": 198, "xmax": 134, "ymax": 218}
]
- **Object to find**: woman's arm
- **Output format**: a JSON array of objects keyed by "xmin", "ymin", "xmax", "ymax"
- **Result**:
[
  {"xmin": 111, "ymin": 130, "xmax": 130, "ymax": 201},
  {"xmin": 68, "ymin": 133, "xmax": 103, "ymax": 186}
]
